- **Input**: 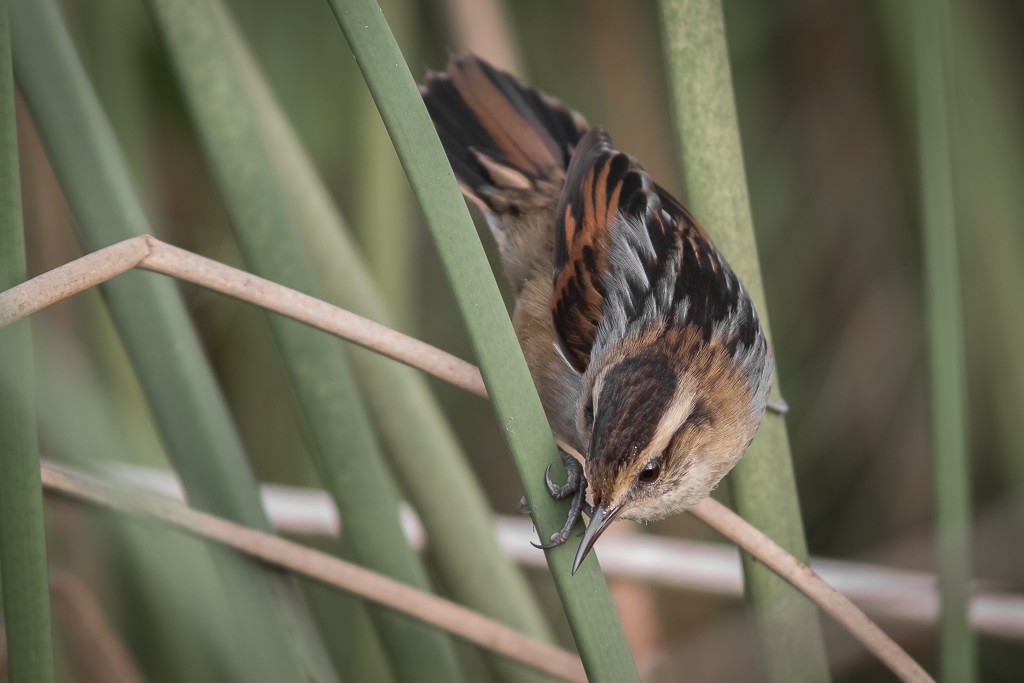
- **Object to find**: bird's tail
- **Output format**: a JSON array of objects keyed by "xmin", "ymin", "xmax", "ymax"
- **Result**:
[{"xmin": 420, "ymin": 55, "xmax": 588, "ymax": 216}]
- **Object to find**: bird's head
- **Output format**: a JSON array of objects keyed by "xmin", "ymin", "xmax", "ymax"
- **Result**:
[{"xmin": 571, "ymin": 326, "xmax": 771, "ymax": 573}]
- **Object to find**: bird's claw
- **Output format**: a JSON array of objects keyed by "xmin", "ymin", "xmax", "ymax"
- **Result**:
[
  {"xmin": 530, "ymin": 447, "xmax": 592, "ymax": 550},
  {"xmin": 543, "ymin": 460, "xmax": 579, "ymax": 500}
]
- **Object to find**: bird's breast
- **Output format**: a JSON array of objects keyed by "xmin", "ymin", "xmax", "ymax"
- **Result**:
[{"xmin": 512, "ymin": 275, "xmax": 585, "ymax": 451}]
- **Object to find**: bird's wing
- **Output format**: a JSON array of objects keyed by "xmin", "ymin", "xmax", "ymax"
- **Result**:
[
  {"xmin": 551, "ymin": 128, "xmax": 757, "ymax": 372},
  {"xmin": 551, "ymin": 128, "xmax": 665, "ymax": 372}
]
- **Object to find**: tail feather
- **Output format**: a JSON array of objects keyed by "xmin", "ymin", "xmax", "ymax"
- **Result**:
[{"xmin": 421, "ymin": 55, "xmax": 588, "ymax": 215}]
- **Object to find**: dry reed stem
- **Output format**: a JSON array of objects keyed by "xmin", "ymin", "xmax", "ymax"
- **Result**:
[
  {"xmin": 40, "ymin": 463, "xmax": 585, "ymax": 683},
  {"xmin": 0, "ymin": 622, "xmax": 7, "ymax": 679},
  {"xmin": 441, "ymin": 0, "xmax": 524, "ymax": 76},
  {"xmin": 691, "ymin": 498, "xmax": 933, "ymax": 682},
  {"xmin": 5, "ymin": 238, "xmax": 932, "ymax": 681},
  {"xmin": 0, "ymin": 236, "xmax": 486, "ymax": 396},
  {"xmin": 49, "ymin": 572, "xmax": 148, "ymax": 683}
]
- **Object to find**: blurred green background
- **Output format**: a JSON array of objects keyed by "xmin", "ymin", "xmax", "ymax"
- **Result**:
[{"xmin": 6, "ymin": 0, "xmax": 1023, "ymax": 680}]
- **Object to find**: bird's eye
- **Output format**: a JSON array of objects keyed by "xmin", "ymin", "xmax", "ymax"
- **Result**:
[{"xmin": 639, "ymin": 459, "xmax": 661, "ymax": 483}]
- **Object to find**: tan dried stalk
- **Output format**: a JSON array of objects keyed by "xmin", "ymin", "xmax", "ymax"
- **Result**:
[
  {"xmin": 0, "ymin": 622, "xmax": 7, "ymax": 679},
  {"xmin": 691, "ymin": 499, "xmax": 930, "ymax": 681},
  {"xmin": 49, "ymin": 572, "xmax": 148, "ymax": 683},
  {"xmin": 0, "ymin": 236, "xmax": 486, "ymax": 396},
  {"xmin": 40, "ymin": 463, "xmax": 585, "ymax": 683}
]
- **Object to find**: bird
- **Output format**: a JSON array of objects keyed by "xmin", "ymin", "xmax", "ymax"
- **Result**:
[{"xmin": 420, "ymin": 55, "xmax": 774, "ymax": 574}]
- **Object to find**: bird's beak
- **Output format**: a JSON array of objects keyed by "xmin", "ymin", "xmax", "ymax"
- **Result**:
[{"xmin": 571, "ymin": 504, "xmax": 622, "ymax": 575}]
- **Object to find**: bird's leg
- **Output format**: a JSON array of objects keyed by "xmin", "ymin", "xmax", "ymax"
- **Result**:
[{"xmin": 531, "ymin": 447, "xmax": 592, "ymax": 550}]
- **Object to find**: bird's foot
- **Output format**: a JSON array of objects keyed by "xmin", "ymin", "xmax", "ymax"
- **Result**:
[{"xmin": 531, "ymin": 447, "xmax": 592, "ymax": 550}]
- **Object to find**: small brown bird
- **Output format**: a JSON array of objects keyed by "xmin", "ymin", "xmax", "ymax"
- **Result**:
[{"xmin": 421, "ymin": 56, "xmax": 773, "ymax": 573}]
